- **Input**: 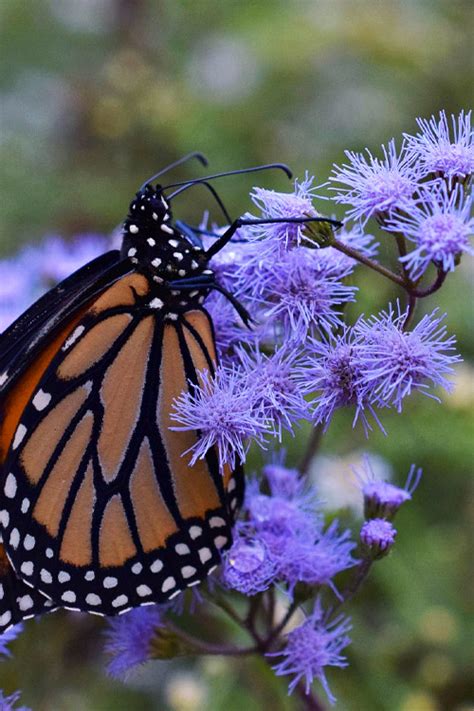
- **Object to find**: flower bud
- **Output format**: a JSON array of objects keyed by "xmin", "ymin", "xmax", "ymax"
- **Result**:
[{"xmin": 360, "ymin": 518, "xmax": 397, "ymax": 559}]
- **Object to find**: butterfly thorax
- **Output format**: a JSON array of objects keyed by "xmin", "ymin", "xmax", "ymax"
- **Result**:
[{"xmin": 121, "ymin": 184, "xmax": 209, "ymax": 287}]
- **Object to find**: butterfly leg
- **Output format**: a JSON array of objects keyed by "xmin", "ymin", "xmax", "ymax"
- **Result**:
[
  {"xmin": 168, "ymin": 277, "xmax": 252, "ymax": 326},
  {"xmin": 205, "ymin": 216, "xmax": 343, "ymax": 259}
]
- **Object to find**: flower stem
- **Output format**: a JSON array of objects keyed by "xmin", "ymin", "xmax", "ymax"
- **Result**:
[
  {"xmin": 298, "ymin": 423, "xmax": 324, "ymax": 474},
  {"xmin": 330, "ymin": 558, "xmax": 373, "ymax": 615},
  {"xmin": 296, "ymin": 682, "xmax": 326, "ymax": 711},
  {"xmin": 410, "ymin": 267, "xmax": 447, "ymax": 297},
  {"xmin": 402, "ymin": 293, "xmax": 418, "ymax": 330},
  {"xmin": 165, "ymin": 619, "xmax": 258, "ymax": 657},
  {"xmin": 264, "ymin": 600, "xmax": 299, "ymax": 650},
  {"xmin": 332, "ymin": 239, "xmax": 406, "ymax": 287}
]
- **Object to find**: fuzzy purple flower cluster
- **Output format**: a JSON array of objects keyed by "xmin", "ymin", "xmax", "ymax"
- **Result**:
[
  {"xmin": 172, "ymin": 112, "xmax": 470, "ymax": 469},
  {"xmin": 221, "ymin": 463, "xmax": 356, "ymax": 596}
]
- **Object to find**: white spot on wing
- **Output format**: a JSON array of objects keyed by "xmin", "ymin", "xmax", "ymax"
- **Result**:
[
  {"xmin": 9, "ymin": 528, "xmax": 20, "ymax": 549},
  {"xmin": 198, "ymin": 547, "xmax": 212, "ymax": 564},
  {"xmin": 63, "ymin": 325, "xmax": 85, "ymax": 350},
  {"xmin": 104, "ymin": 576, "xmax": 118, "ymax": 588},
  {"xmin": 150, "ymin": 559, "xmax": 163, "ymax": 573},
  {"xmin": 20, "ymin": 561, "xmax": 34, "ymax": 576},
  {"xmin": 24, "ymin": 534, "xmax": 35, "ymax": 551},
  {"xmin": 4, "ymin": 473, "xmax": 17, "ymax": 499},
  {"xmin": 150, "ymin": 298, "xmax": 164, "ymax": 309},
  {"xmin": 0, "ymin": 511, "xmax": 9, "ymax": 528},
  {"xmin": 112, "ymin": 594, "xmax": 128, "ymax": 608},
  {"xmin": 0, "ymin": 372, "xmax": 8, "ymax": 387},
  {"xmin": 61, "ymin": 591, "xmax": 76, "ymax": 603},
  {"xmin": 40, "ymin": 569, "xmax": 53, "ymax": 584},
  {"xmin": 129, "ymin": 224, "xmax": 139, "ymax": 234},
  {"xmin": 18, "ymin": 595, "xmax": 34, "ymax": 611},
  {"xmin": 32, "ymin": 390, "xmax": 52, "ymax": 411},
  {"xmin": 86, "ymin": 593, "xmax": 102, "ymax": 606},
  {"xmin": 181, "ymin": 565, "xmax": 197, "ymax": 579},
  {"xmin": 189, "ymin": 525, "xmax": 202, "ymax": 539},
  {"xmin": 215, "ymin": 535, "xmax": 228, "ymax": 549},
  {"xmin": 209, "ymin": 516, "xmax": 226, "ymax": 528},
  {"xmin": 161, "ymin": 576, "xmax": 176, "ymax": 593},
  {"xmin": 12, "ymin": 425, "xmax": 27, "ymax": 450},
  {"xmin": 0, "ymin": 611, "xmax": 11, "ymax": 626},
  {"xmin": 137, "ymin": 584, "xmax": 152, "ymax": 597},
  {"xmin": 175, "ymin": 543, "xmax": 190, "ymax": 555}
]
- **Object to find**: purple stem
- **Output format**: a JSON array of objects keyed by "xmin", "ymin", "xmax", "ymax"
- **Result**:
[
  {"xmin": 296, "ymin": 683, "xmax": 326, "ymax": 711},
  {"xmin": 410, "ymin": 267, "xmax": 447, "ymax": 297}
]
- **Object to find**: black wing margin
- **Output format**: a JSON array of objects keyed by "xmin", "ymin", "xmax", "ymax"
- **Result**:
[{"xmin": 0, "ymin": 250, "xmax": 131, "ymax": 397}]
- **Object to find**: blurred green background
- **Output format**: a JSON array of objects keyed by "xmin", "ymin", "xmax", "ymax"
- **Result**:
[{"xmin": 0, "ymin": 1, "xmax": 473, "ymax": 709}]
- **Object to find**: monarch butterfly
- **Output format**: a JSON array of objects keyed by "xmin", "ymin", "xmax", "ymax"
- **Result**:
[{"xmin": 0, "ymin": 153, "xmax": 339, "ymax": 632}]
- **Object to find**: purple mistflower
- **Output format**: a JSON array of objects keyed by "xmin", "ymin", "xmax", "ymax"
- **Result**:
[
  {"xmin": 104, "ymin": 605, "xmax": 162, "ymax": 679},
  {"xmin": 268, "ymin": 601, "xmax": 351, "ymax": 703},
  {"xmin": 245, "ymin": 174, "xmax": 320, "ymax": 252},
  {"xmin": 235, "ymin": 345, "xmax": 308, "ymax": 440},
  {"xmin": 253, "ymin": 248, "xmax": 357, "ymax": 343},
  {"xmin": 356, "ymin": 457, "xmax": 422, "ymax": 520},
  {"xmin": 170, "ymin": 366, "xmax": 269, "ymax": 470},
  {"xmin": 207, "ymin": 235, "xmax": 256, "ymax": 291},
  {"xmin": 355, "ymin": 305, "xmax": 461, "ymax": 412},
  {"xmin": 0, "ymin": 690, "xmax": 30, "ymax": 711},
  {"xmin": 329, "ymin": 139, "xmax": 419, "ymax": 224},
  {"xmin": 384, "ymin": 183, "xmax": 474, "ymax": 279},
  {"xmin": 20, "ymin": 233, "xmax": 108, "ymax": 287},
  {"xmin": 222, "ymin": 532, "xmax": 278, "ymax": 595},
  {"xmin": 0, "ymin": 260, "xmax": 33, "ymax": 332},
  {"xmin": 205, "ymin": 293, "xmax": 256, "ymax": 363},
  {"xmin": 360, "ymin": 518, "xmax": 397, "ymax": 557},
  {"xmin": 295, "ymin": 329, "xmax": 383, "ymax": 434},
  {"xmin": 0, "ymin": 624, "xmax": 23, "ymax": 657},
  {"xmin": 404, "ymin": 110, "xmax": 474, "ymax": 181},
  {"xmin": 274, "ymin": 521, "xmax": 357, "ymax": 593},
  {"xmin": 262, "ymin": 461, "xmax": 306, "ymax": 499},
  {"xmin": 245, "ymin": 478, "xmax": 319, "ymax": 540}
]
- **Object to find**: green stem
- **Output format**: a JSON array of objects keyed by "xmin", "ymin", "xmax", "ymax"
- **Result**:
[
  {"xmin": 165, "ymin": 619, "xmax": 258, "ymax": 657},
  {"xmin": 331, "ymin": 239, "xmax": 406, "ymax": 287},
  {"xmin": 264, "ymin": 600, "xmax": 299, "ymax": 650},
  {"xmin": 329, "ymin": 558, "xmax": 373, "ymax": 617}
]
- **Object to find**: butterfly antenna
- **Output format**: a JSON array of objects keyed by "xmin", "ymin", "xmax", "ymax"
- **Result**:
[
  {"xmin": 166, "ymin": 180, "xmax": 232, "ymax": 223},
  {"xmin": 140, "ymin": 152, "xmax": 209, "ymax": 191},
  {"xmin": 161, "ymin": 162, "xmax": 292, "ymax": 190}
]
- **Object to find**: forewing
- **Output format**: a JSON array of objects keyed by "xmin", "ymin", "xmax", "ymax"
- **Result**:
[
  {"xmin": 0, "ymin": 251, "xmax": 129, "ymax": 398},
  {"xmin": 1, "ymin": 286, "xmax": 243, "ymax": 617}
]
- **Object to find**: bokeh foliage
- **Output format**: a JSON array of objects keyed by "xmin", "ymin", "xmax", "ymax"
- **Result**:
[{"xmin": 0, "ymin": 1, "xmax": 472, "ymax": 709}]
